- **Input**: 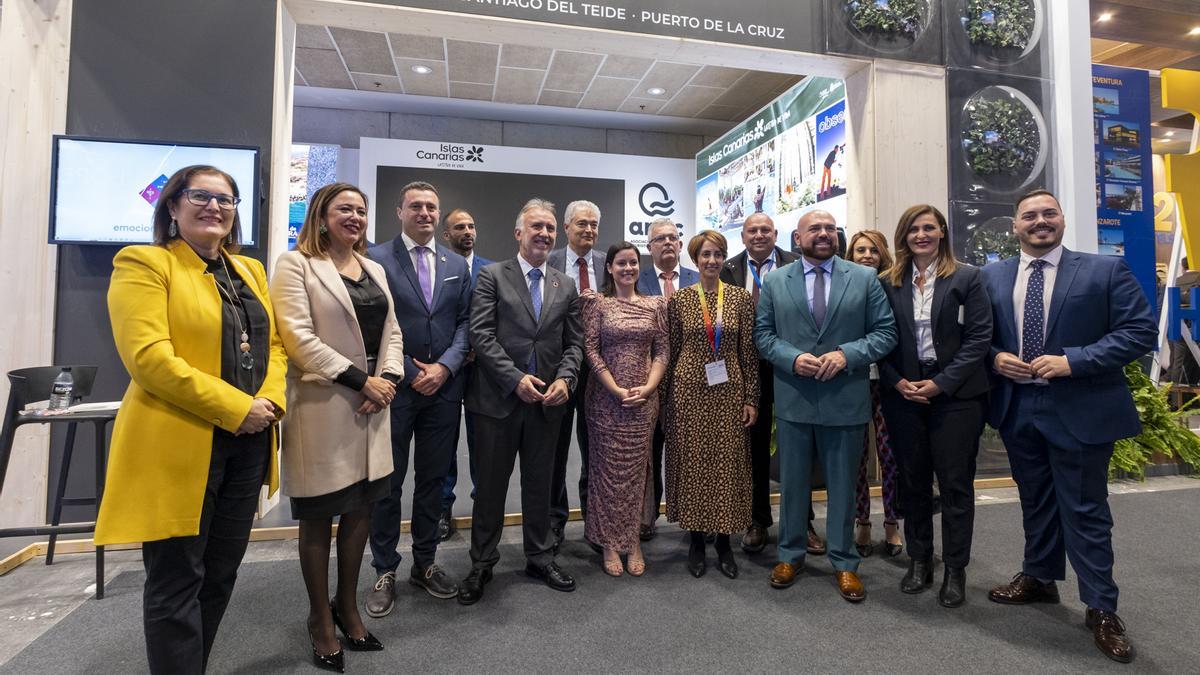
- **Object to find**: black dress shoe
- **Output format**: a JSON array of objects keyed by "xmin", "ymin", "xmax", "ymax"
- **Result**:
[
  {"xmin": 639, "ymin": 524, "xmax": 657, "ymax": 541},
  {"xmin": 329, "ymin": 601, "xmax": 383, "ymax": 651},
  {"xmin": 900, "ymin": 559, "xmax": 934, "ymax": 594},
  {"xmin": 457, "ymin": 568, "xmax": 492, "ymax": 606},
  {"xmin": 988, "ymin": 572, "xmax": 1060, "ymax": 605},
  {"xmin": 1086, "ymin": 608, "xmax": 1135, "ymax": 663},
  {"xmin": 717, "ymin": 550, "xmax": 739, "ymax": 579},
  {"xmin": 939, "ymin": 567, "xmax": 966, "ymax": 608},
  {"xmin": 526, "ymin": 562, "xmax": 576, "ymax": 592},
  {"xmin": 741, "ymin": 524, "xmax": 767, "ymax": 554},
  {"xmin": 437, "ymin": 510, "xmax": 455, "ymax": 542},
  {"xmin": 309, "ymin": 632, "xmax": 345, "ymax": 673},
  {"xmin": 410, "ymin": 563, "xmax": 459, "ymax": 599}
]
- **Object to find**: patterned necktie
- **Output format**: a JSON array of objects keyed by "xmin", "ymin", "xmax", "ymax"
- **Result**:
[
  {"xmin": 527, "ymin": 268, "xmax": 543, "ymax": 372},
  {"xmin": 414, "ymin": 245, "xmax": 433, "ymax": 306},
  {"xmin": 1022, "ymin": 259, "xmax": 1049, "ymax": 362},
  {"xmin": 811, "ymin": 266, "xmax": 827, "ymax": 328},
  {"xmin": 660, "ymin": 271, "xmax": 676, "ymax": 298},
  {"xmin": 577, "ymin": 256, "xmax": 590, "ymax": 292}
]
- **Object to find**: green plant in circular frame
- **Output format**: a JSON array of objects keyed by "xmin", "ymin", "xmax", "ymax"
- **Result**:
[
  {"xmin": 964, "ymin": 0, "xmax": 1035, "ymax": 50},
  {"xmin": 962, "ymin": 94, "xmax": 1041, "ymax": 178},
  {"xmin": 965, "ymin": 222, "xmax": 1020, "ymax": 266},
  {"xmin": 845, "ymin": 0, "xmax": 924, "ymax": 37}
]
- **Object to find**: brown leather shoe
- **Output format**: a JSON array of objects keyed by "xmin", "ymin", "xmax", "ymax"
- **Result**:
[
  {"xmin": 806, "ymin": 526, "xmax": 826, "ymax": 556},
  {"xmin": 836, "ymin": 571, "xmax": 865, "ymax": 603},
  {"xmin": 987, "ymin": 572, "xmax": 1061, "ymax": 605},
  {"xmin": 769, "ymin": 562, "xmax": 800, "ymax": 589},
  {"xmin": 741, "ymin": 524, "xmax": 767, "ymax": 554},
  {"xmin": 1086, "ymin": 609, "xmax": 1135, "ymax": 663}
]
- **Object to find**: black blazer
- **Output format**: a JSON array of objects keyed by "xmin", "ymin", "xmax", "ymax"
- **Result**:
[
  {"xmin": 879, "ymin": 263, "xmax": 993, "ymax": 400},
  {"xmin": 720, "ymin": 246, "xmax": 800, "ymax": 288}
]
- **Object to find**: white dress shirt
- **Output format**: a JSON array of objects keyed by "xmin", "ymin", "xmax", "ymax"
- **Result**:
[
  {"xmin": 517, "ymin": 254, "xmax": 547, "ymax": 302},
  {"xmin": 401, "ymin": 232, "xmax": 437, "ymax": 289},
  {"xmin": 463, "ymin": 251, "xmax": 475, "ymax": 271},
  {"xmin": 745, "ymin": 252, "xmax": 776, "ymax": 294},
  {"xmin": 912, "ymin": 261, "xmax": 937, "ymax": 361},
  {"xmin": 1013, "ymin": 245, "xmax": 1063, "ymax": 383},
  {"xmin": 565, "ymin": 247, "xmax": 597, "ymax": 292},
  {"xmin": 655, "ymin": 264, "xmax": 679, "ymax": 296}
]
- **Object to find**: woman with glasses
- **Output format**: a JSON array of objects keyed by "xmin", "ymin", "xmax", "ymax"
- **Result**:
[
  {"xmin": 663, "ymin": 230, "xmax": 759, "ymax": 580},
  {"xmin": 271, "ymin": 183, "xmax": 405, "ymax": 672},
  {"xmin": 581, "ymin": 241, "xmax": 668, "ymax": 577},
  {"xmin": 845, "ymin": 230, "xmax": 904, "ymax": 559},
  {"xmin": 96, "ymin": 165, "xmax": 288, "ymax": 674},
  {"xmin": 878, "ymin": 205, "xmax": 992, "ymax": 608}
]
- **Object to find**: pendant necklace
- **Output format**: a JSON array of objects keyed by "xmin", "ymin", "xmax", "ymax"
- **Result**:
[{"xmin": 214, "ymin": 255, "xmax": 255, "ymax": 371}]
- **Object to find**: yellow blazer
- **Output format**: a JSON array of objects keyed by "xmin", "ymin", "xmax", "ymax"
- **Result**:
[{"xmin": 95, "ymin": 240, "xmax": 288, "ymax": 545}]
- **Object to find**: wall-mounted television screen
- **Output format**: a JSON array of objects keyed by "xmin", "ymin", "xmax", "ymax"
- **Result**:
[{"xmin": 49, "ymin": 136, "xmax": 259, "ymax": 246}]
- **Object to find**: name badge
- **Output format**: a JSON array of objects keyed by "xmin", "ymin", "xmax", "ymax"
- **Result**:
[{"xmin": 705, "ymin": 360, "xmax": 729, "ymax": 387}]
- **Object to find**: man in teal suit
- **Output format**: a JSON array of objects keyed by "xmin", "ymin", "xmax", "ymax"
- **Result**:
[{"xmin": 755, "ymin": 209, "xmax": 897, "ymax": 602}]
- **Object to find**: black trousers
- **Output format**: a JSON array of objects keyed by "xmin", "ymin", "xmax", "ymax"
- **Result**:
[
  {"xmin": 369, "ymin": 393, "xmax": 459, "ymax": 573},
  {"xmin": 648, "ymin": 419, "xmax": 665, "ymax": 524},
  {"xmin": 881, "ymin": 389, "xmax": 986, "ymax": 568},
  {"xmin": 142, "ymin": 430, "xmax": 270, "ymax": 674},
  {"xmin": 749, "ymin": 359, "xmax": 775, "ymax": 528},
  {"xmin": 550, "ymin": 367, "xmax": 589, "ymax": 532},
  {"xmin": 469, "ymin": 403, "xmax": 563, "ymax": 570}
]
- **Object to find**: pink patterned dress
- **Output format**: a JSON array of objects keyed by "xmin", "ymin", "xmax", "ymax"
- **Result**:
[{"xmin": 581, "ymin": 293, "xmax": 669, "ymax": 553}]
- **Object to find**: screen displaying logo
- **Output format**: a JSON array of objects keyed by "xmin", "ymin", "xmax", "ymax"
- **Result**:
[
  {"xmin": 140, "ymin": 174, "xmax": 170, "ymax": 206},
  {"xmin": 639, "ymin": 182, "xmax": 675, "ymax": 217}
]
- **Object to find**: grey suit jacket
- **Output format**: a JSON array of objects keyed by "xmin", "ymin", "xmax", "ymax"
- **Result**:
[
  {"xmin": 547, "ymin": 246, "xmax": 607, "ymax": 291},
  {"xmin": 466, "ymin": 257, "xmax": 583, "ymax": 420}
]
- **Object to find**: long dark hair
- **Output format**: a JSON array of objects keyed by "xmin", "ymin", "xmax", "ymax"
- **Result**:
[
  {"xmin": 152, "ymin": 165, "xmax": 242, "ymax": 251},
  {"xmin": 599, "ymin": 241, "xmax": 642, "ymax": 297},
  {"xmin": 885, "ymin": 204, "xmax": 958, "ymax": 287}
]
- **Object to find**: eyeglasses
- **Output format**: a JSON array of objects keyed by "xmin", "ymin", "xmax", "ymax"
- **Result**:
[
  {"xmin": 180, "ymin": 188, "xmax": 241, "ymax": 210},
  {"xmin": 650, "ymin": 234, "xmax": 680, "ymax": 244}
]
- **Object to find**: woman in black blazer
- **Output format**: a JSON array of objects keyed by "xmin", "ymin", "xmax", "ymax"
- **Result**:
[{"xmin": 878, "ymin": 204, "xmax": 992, "ymax": 608}]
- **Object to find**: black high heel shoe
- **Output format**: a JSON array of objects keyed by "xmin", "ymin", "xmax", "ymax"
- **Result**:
[
  {"xmin": 330, "ymin": 601, "xmax": 384, "ymax": 651},
  {"xmin": 309, "ymin": 631, "xmax": 345, "ymax": 673}
]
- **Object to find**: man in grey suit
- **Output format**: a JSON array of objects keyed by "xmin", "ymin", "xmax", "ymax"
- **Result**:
[
  {"xmin": 636, "ymin": 217, "xmax": 698, "ymax": 539},
  {"xmin": 366, "ymin": 181, "xmax": 472, "ymax": 616},
  {"xmin": 458, "ymin": 198, "xmax": 583, "ymax": 605},
  {"xmin": 546, "ymin": 200, "xmax": 606, "ymax": 549}
]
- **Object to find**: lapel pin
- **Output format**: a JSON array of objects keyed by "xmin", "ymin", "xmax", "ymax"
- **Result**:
[
  {"xmin": 553, "ymin": 280, "xmax": 560, "ymax": 288},
  {"xmin": 440, "ymin": 255, "xmax": 446, "ymax": 262}
]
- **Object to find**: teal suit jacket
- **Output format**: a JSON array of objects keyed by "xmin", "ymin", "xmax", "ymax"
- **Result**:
[{"xmin": 754, "ymin": 256, "xmax": 897, "ymax": 426}]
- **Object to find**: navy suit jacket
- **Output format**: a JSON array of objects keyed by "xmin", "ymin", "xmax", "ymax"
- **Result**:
[
  {"xmin": 982, "ymin": 248, "xmax": 1156, "ymax": 445},
  {"xmin": 469, "ymin": 253, "xmax": 494, "ymax": 287},
  {"xmin": 637, "ymin": 262, "xmax": 699, "ymax": 296},
  {"xmin": 368, "ymin": 238, "xmax": 473, "ymax": 403}
]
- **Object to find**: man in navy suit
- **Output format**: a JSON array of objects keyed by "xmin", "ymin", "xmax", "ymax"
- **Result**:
[
  {"xmin": 365, "ymin": 181, "xmax": 473, "ymax": 616},
  {"xmin": 546, "ymin": 200, "xmax": 606, "ymax": 549},
  {"xmin": 436, "ymin": 208, "xmax": 494, "ymax": 541},
  {"xmin": 982, "ymin": 189, "xmax": 1155, "ymax": 664},
  {"xmin": 636, "ymin": 217, "xmax": 698, "ymax": 539}
]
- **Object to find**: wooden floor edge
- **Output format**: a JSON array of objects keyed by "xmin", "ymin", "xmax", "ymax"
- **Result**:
[{"xmin": 0, "ymin": 478, "xmax": 1018, "ymax": 576}]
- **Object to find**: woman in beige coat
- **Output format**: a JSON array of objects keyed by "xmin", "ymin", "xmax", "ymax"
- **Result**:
[{"xmin": 271, "ymin": 182, "xmax": 404, "ymax": 671}]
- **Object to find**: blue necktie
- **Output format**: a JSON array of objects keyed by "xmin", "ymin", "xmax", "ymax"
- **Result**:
[
  {"xmin": 1021, "ymin": 259, "xmax": 1048, "ymax": 362},
  {"xmin": 527, "ymin": 268, "xmax": 543, "ymax": 372}
]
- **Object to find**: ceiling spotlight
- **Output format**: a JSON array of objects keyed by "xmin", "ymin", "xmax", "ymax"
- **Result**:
[
  {"xmin": 1166, "ymin": 130, "xmax": 1176, "ymax": 137},
  {"xmin": 1190, "ymin": 26, "xmax": 1200, "ymax": 36},
  {"xmin": 1097, "ymin": 12, "xmax": 1113, "ymax": 22},
  {"xmin": 411, "ymin": 65, "xmax": 433, "ymax": 75},
  {"xmin": 647, "ymin": 87, "xmax": 666, "ymax": 96}
]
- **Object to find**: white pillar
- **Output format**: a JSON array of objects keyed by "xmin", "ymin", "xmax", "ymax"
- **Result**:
[
  {"xmin": 1049, "ymin": 0, "xmax": 1097, "ymax": 252},
  {"xmin": 0, "ymin": 0, "xmax": 73, "ymax": 528}
]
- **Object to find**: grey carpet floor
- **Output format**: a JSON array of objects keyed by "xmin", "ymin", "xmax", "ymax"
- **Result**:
[{"xmin": 3, "ymin": 489, "xmax": 1197, "ymax": 674}]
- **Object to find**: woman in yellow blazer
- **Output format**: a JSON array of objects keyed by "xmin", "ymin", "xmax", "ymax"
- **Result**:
[
  {"xmin": 97, "ymin": 165, "xmax": 287, "ymax": 674},
  {"xmin": 270, "ymin": 182, "xmax": 404, "ymax": 671}
]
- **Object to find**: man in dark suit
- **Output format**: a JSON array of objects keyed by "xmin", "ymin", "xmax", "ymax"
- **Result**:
[
  {"xmin": 458, "ymin": 198, "xmax": 583, "ymax": 605},
  {"xmin": 436, "ymin": 208, "xmax": 494, "ymax": 541},
  {"xmin": 982, "ymin": 189, "xmax": 1155, "ymax": 663},
  {"xmin": 636, "ymin": 217, "xmax": 699, "ymax": 539},
  {"xmin": 546, "ymin": 200, "xmax": 606, "ymax": 549},
  {"xmin": 721, "ymin": 213, "xmax": 826, "ymax": 556},
  {"xmin": 366, "ymin": 181, "xmax": 472, "ymax": 616}
]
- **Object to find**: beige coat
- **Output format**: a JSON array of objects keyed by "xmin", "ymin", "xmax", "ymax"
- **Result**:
[{"xmin": 270, "ymin": 250, "xmax": 404, "ymax": 498}]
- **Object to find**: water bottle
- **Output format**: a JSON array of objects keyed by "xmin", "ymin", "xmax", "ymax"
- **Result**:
[{"xmin": 48, "ymin": 367, "xmax": 74, "ymax": 410}]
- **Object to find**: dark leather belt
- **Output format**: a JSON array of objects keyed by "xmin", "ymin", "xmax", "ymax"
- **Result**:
[{"xmin": 366, "ymin": 355, "xmax": 378, "ymax": 375}]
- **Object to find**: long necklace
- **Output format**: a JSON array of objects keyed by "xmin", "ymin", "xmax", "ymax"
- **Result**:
[{"xmin": 214, "ymin": 255, "xmax": 255, "ymax": 371}]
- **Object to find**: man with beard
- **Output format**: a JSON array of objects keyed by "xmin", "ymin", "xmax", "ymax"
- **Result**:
[
  {"xmin": 546, "ymin": 200, "xmax": 606, "ymax": 550},
  {"xmin": 722, "ymin": 213, "xmax": 826, "ymax": 556},
  {"xmin": 436, "ymin": 209, "xmax": 494, "ymax": 540},
  {"xmin": 982, "ymin": 189, "xmax": 1154, "ymax": 663},
  {"xmin": 458, "ymin": 198, "xmax": 583, "ymax": 605},
  {"xmin": 755, "ymin": 209, "xmax": 896, "ymax": 602},
  {"xmin": 636, "ymin": 217, "xmax": 699, "ymax": 539},
  {"xmin": 366, "ymin": 182, "xmax": 472, "ymax": 615}
]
